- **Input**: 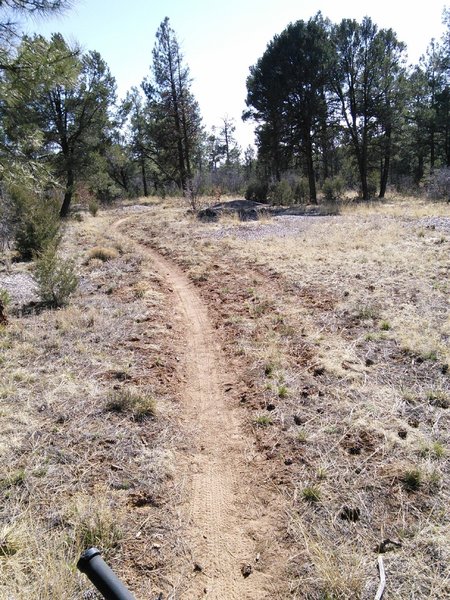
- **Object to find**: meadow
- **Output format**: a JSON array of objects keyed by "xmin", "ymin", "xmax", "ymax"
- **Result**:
[{"xmin": 0, "ymin": 195, "xmax": 449, "ymax": 598}]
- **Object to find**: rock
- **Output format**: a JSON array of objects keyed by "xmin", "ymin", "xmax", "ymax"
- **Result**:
[
  {"xmin": 239, "ymin": 208, "xmax": 259, "ymax": 221},
  {"xmin": 241, "ymin": 564, "xmax": 252, "ymax": 577},
  {"xmin": 197, "ymin": 208, "xmax": 220, "ymax": 222}
]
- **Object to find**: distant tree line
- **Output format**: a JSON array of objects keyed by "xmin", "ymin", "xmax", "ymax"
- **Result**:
[
  {"xmin": 245, "ymin": 11, "xmax": 450, "ymax": 202},
  {"xmin": 0, "ymin": 5, "xmax": 449, "ymax": 234}
]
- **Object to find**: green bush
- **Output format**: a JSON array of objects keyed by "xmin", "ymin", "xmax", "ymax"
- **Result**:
[
  {"xmin": 322, "ymin": 176, "xmax": 345, "ymax": 202},
  {"xmin": 106, "ymin": 388, "xmax": 157, "ymax": 421},
  {"xmin": 0, "ymin": 288, "xmax": 10, "ymax": 324},
  {"xmin": 245, "ymin": 180, "xmax": 268, "ymax": 203},
  {"xmin": 268, "ymin": 179, "xmax": 295, "ymax": 205},
  {"xmin": 10, "ymin": 186, "xmax": 60, "ymax": 261},
  {"xmin": 34, "ymin": 246, "xmax": 78, "ymax": 307},
  {"xmin": 292, "ymin": 176, "xmax": 309, "ymax": 203},
  {"xmin": 0, "ymin": 288, "xmax": 10, "ymax": 308},
  {"xmin": 88, "ymin": 198, "xmax": 99, "ymax": 217}
]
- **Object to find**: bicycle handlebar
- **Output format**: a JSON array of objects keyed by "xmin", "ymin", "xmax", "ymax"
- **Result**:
[{"xmin": 77, "ymin": 547, "xmax": 136, "ymax": 600}]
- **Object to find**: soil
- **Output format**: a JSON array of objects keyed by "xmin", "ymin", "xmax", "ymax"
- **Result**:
[{"xmin": 114, "ymin": 215, "xmax": 287, "ymax": 599}]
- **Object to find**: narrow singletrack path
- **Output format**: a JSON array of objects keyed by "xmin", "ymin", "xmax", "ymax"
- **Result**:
[{"xmin": 114, "ymin": 215, "xmax": 275, "ymax": 599}]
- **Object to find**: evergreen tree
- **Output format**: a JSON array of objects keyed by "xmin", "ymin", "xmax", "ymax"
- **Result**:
[
  {"xmin": 0, "ymin": 0, "xmax": 71, "ymax": 45},
  {"xmin": 142, "ymin": 17, "xmax": 202, "ymax": 193},
  {"xmin": 218, "ymin": 115, "xmax": 240, "ymax": 165},
  {"xmin": 372, "ymin": 28, "xmax": 406, "ymax": 197},
  {"xmin": 245, "ymin": 14, "xmax": 333, "ymax": 201},
  {"xmin": 3, "ymin": 34, "xmax": 116, "ymax": 215}
]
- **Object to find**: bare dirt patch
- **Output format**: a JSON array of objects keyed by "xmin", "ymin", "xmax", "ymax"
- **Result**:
[{"xmin": 115, "ymin": 215, "xmax": 288, "ymax": 599}]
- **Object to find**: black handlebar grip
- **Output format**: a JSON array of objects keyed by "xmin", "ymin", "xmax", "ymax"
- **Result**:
[{"xmin": 77, "ymin": 548, "xmax": 136, "ymax": 600}]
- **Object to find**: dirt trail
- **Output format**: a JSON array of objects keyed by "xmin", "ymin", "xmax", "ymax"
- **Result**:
[{"xmin": 114, "ymin": 215, "xmax": 275, "ymax": 599}]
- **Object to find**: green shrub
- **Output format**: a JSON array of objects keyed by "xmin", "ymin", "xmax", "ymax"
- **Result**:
[
  {"xmin": 402, "ymin": 468, "xmax": 422, "ymax": 491},
  {"xmin": 268, "ymin": 179, "xmax": 295, "ymax": 205},
  {"xmin": 10, "ymin": 186, "xmax": 60, "ymax": 260},
  {"xmin": 245, "ymin": 180, "xmax": 268, "ymax": 203},
  {"xmin": 302, "ymin": 486, "xmax": 321, "ymax": 502},
  {"xmin": 88, "ymin": 198, "xmax": 99, "ymax": 217},
  {"xmin": 86, "ymin": 246, "xmax": 119, "ymax": 263},
  {"xmin": 34, "ymin": 246, "xmax": 78, "ymax": 307},
  {"xmin": 0, "ymin": 288, "xmax": 10, "ymax": 308},
  {"xmin": 254, "ymin": 414, "xmax": 273, "ymax": 427},
  {"xmin": 292, "ymin": 176, "xmax": 309, "ymax": 203},
  {"xmin": 322, "ymin": 176, "xmax": 345, "ymax": 202},
  {"xmin": 0, "ymin": 288, "xmax": 10, "ymax": 324}
]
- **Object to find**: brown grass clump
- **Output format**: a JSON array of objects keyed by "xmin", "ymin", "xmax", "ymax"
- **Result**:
[
  {"xmin": 85, "ymin": 245, "xmax": 119, "ymax": 262},
  {"xmin": 127, "ymin": 195, "xmax": 450, "ymax": 598}
]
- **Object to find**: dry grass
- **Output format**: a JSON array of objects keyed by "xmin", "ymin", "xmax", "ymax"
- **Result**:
[
  {"xmin": 126, "ymin": 194, "xmax": 450, "ymax": 599},
  {"xmin": 2, "ymin": 195, "xmax": 448, "ymax": 598},
  {"xmin": 0, "ymin": 210, "xmax": 185, "ymax": 599}
]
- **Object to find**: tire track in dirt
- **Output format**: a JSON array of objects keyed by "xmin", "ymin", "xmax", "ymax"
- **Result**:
[{"xmin": 114, "ymin": 215, "xmax": 275, "ymax": 599}]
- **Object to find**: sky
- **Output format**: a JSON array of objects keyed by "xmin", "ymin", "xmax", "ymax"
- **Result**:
[{"xmin": 23, "ymin": 0, "xmax": 449, "ymax": 149}]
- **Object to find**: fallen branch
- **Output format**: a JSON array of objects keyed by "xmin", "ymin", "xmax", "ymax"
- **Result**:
[{"xmin": 375, "ymin": 555, "xmax": 386, "ymax": 600}]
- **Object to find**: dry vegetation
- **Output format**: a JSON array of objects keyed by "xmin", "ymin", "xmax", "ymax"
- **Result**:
[
  {"xmin": 125, "ymin": 195, "xmax": 449, "ymax": 599},
  {"xmin": 0, "ymin": 210, "xmax": 186, "ymax": 598},
  {"xmin": 0, "ymin": 195, "xmax": 449, "ymax": 598}
]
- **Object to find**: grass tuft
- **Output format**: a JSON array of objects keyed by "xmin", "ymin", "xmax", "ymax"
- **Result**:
[
  {"xmin": 254, "ymin": 414, "xmax": 273, "ymax": 427},
  {"xmin": 401, "ymin": 468, "xmax": 422, "ymax": 491},
  {"xmin": 302, "ymin": 486, "xmax": 321, "ymax": 502},
  {"xmin": 86, "ymin": 246, "xmax": 119, "ymax": 263},
  {"xmin": 105, "ymin": 387, "xmax": 157, "ymax": 421}
]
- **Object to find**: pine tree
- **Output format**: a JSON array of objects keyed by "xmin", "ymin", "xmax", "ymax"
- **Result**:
[
  {"xmin": 142, "ymin": 17, "xmax": 202, "ymax": 193},
  {"xmin": 3, "ymin": 34, "xmax": 116, "ymax": 216}
]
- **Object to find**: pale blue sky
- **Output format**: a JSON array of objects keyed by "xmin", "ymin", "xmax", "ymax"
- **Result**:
[{"xmin": 24, "ymin": 0, "xmax": 448, "ymax": 148}]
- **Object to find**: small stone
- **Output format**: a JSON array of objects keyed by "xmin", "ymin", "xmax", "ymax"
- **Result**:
[
  {"xmin": 193, "ymin": 563, "xmax": 203, "ymax": 572},
  {"xmin": 241, "ymin": 564, "xmax": 252, "ymax": 578}
]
